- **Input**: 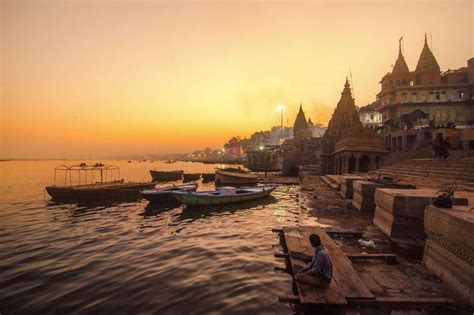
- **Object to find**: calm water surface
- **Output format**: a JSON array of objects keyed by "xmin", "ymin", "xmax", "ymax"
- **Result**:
[{"xmin": 0, "ymin": 161, "xmax": 301, "ymax": 314}]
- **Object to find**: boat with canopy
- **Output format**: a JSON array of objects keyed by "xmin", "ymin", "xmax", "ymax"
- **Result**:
[{"xmin": 46, "ymin": 163, "xmax": 156, "ymax": 201}]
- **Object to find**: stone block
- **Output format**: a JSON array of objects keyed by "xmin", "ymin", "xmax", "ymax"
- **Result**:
[
  {"xmin": 423, "ymin": 239, "xmax": 474, "ymax": 306},
  {"xmin": 373, "ymin": 205, "xmax": 426, "ymax": 239},
  {"xmin": 424, "ymin": 205, "xmax": 474, "ymax": 252},
  {"xmin": 374, "ymin": 188, "xmax": 468, "ymax": 220},
  {"xmin": 352, "ymin": 191, "xmax": 375, "ymax": 212},
  {"xmin": 339, "ymin": 175, "xmax": 363, "ymax": 199}
]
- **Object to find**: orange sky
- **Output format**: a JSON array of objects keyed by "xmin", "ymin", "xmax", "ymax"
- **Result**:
[{"xmin": 1, "ymin": 0, "xmax": 472, "ymax": 159}]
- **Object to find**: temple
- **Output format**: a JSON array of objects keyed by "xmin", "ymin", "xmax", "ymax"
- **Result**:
[
  {"xmin": 281, "ymin": 104, "xmax": 321, "ymax": 175},
  {"xmin": 321, "ymin": 78, "xmax": 387, "ymax": 174},
  {"xmin": 375, "ymin": 35, "xmax": 474, "ymax": 128}
]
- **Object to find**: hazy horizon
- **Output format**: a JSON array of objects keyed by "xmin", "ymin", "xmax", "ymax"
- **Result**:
[{"xmin": 2, "ymin": 0, "xmax": 473, "ymax": 159}]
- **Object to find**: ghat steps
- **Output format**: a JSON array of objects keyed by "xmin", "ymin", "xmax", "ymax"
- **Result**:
[{"xmin": 370, "ymin": 158, "xmax": 474, "ymax": 192}]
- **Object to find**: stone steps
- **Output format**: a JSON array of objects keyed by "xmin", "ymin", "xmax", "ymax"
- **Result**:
[
  {"xmin": 375, "ymin": 169, "xmax": 474, "ymax": 183},
  {"xmin": 377, "ymin": 168, "xmax": 474, "ymax": 182}
]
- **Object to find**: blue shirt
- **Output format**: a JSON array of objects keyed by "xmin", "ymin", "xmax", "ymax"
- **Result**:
[{"xmin": 300, "ymin": 245, "xmax": 333, "ymax": 281}]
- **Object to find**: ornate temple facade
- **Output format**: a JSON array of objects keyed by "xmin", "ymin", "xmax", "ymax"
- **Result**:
[
  {"xmin": 321, "ymin": 79, "xmax": 387, "ymax": 174},
  {"xmin": 375, "ymin": 36, "xmax": 474, "ymax": 128}
]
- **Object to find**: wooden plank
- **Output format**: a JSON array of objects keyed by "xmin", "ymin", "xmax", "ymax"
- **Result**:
[
  {"xmin": 278, "ymin": 295, "xmax": 301, "ymax": 304},
  {"xmin": 326, "ymin": 230, "xmax": 363, "ymax": 238},
  {"xmin": 301, "ymin": 226, "xmax": 376, "ymax": 300},
  {"xmin": 283, "ymin": 227, "xmax": 347, "ymax": 305},
  {"xmin": 274, "ymin": 252, "xmax": 289, "ymax": 259},
  {"xmin": 349, "ymin": 297, "xmax": 454, "ymax": 307},
  {"xmin": 346, "ymin": 253, "xmax": 397, "ymax": 264}
]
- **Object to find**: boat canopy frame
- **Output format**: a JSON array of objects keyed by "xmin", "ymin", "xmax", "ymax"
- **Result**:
[{"xmin": 53, "ymin": 163, "xmax": 121, "ymax": 186}]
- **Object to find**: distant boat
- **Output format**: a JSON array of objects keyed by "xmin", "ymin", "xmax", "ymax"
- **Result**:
[
  {"xmin": 46, "ymin": 163, "xmax": 155, "ymax": 201},
  {"xmin": 183, "ymin": 173, "xmax": 201, "ymax": 182},
  {"xmin": 171, "ymin": 185, "xmax": 277, "ymax": 206},
  {"xmin": 215, "ymin": 168, "xmax": 257, "ymax": 186},
  {"xmin": 141, "ymin": 183, "xmax": 198, "ymax": 202},
  {"xmin": 150, "ymin": 170, "xmax": 184, "ymax": 182},
  {"xmin": 202, "ymin": 173, "xmax": 215, "ymax": 183},
  {"xmin": 164, "ymin": 160, "xmax": 176, "ymax": 164}
]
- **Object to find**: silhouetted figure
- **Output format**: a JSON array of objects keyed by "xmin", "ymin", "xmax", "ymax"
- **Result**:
[
  {"xmin": 443, "ymin": 137, "xmax": 451, "ymax": 159},
  {"xmin": 292, "ymin": 234, "xmax": 333, "ymax": 288},
  {"xmin": 432, "ymin": 138, "xmax": 440, "ymax": 159}
]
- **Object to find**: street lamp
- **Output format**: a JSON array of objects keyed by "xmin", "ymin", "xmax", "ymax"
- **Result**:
[{"xmin": 276, "ymin": 104, "xmax": 285, "ymax": 140}]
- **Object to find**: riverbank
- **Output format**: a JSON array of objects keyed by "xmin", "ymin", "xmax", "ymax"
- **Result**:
[{"xmin": 279, "ymin": 173, "xmax": 470, "ymax": 312}]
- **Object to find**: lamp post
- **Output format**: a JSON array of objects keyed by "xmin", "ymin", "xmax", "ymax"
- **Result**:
[{"xmin": 276, "ymin": 104, "xmax": 285, "ymax": 141}]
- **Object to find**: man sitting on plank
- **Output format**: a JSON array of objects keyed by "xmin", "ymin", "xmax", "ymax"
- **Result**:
[{"xmin": 292, "ymin": 234, "xmax": 333, "ymax": 288}]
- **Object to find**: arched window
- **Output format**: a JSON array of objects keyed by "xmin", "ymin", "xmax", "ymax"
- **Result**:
[
  {"xmin": 458, "ymin": 90, "xmax": 464, "ymax": 99},
  {"xmin": 435, "ymin": 91, "xmax": 440, "ymax": 100},
  {"xmin": 402, "ymin": 79, "xmax": 408, "ymax": 85}
]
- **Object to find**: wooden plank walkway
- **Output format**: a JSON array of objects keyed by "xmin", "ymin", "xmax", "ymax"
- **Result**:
[{"xmin": 282, "ymin": 226, "xmax": 375, "ymax": 305}]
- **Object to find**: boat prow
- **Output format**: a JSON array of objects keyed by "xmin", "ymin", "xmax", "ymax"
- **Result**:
[{"xmin": 141, "ymin": 183, "xmax": 198, "ymax": 202}]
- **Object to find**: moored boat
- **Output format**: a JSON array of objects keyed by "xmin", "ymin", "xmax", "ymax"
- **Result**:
[
  {"xmin": 202, "ymin": 173, "xmax": 215, "ymax": 183},
  {"xmin": 215, "ymin": 168, "xmax": 257, "ymax": 186},
  {"xmin": 45, "ymin": 164, "xmax": 156, "ymax": 201},
  {"xmin": 149, "ymin": 170, "xmax": 184, "ymax": 182},
  {"xmin": 183, "ymin": 173, "xmax": 201, "ymax": 182},
  {"xmin": 141, "ymin": 183, "xmax": 198, "ymax": 202},
  {"xmin": 171, "ymin": 184, "xmax": 277, "ymax": 206}
]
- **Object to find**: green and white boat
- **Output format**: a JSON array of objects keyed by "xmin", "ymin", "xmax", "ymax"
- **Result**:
[{"xmin": 171, "ymin": 185, "xmax": 277, "ymax": 206}]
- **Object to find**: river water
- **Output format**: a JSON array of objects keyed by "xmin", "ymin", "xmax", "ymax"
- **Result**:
[{"xmin": 0, "ymin": 160, "xmax": 301, "ymax": 314}]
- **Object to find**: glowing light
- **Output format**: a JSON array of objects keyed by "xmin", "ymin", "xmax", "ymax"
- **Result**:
[
  {"xmin": 276, "ymin": 104, "xmax": 286, "ymax": 112},
  {"xmin": 259, "ymin": 146, "xmax": 264, "ymax": 150}
]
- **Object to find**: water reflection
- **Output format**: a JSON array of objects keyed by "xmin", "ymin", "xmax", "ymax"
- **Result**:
[
  {"xmin": 177, "ymin": 196, "xmax": 278, "ymax": 222},
  {"xmin": 0, "ymin": 161, "xmax": 299, "ymax": 313},
  {"xmin": 142, "ymin": 199, "xmax": 182, "ymax": 217}
]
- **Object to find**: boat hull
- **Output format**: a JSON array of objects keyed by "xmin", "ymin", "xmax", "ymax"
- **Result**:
[
  {"xmin": 141, "ymin": 184, "xmax": 198, "ymax": 202},
  {"xmin": 150, "ymin": 170, "xmax": 184, "ymax": 182},
  {"xmin": 214, "ymin": 170, "xmax": 257, "ymax": 186},
  {"xmin": 182, "ymin": 173, "xmax": 201, "ymax": 182},
  {"xmin": 46, "ymin": 182, "xmax": 156, "ymax": 201},
  {"xmin": 202, "ymin": 173, "xmax": 215, "ymax": 183},
  {"xmin": 172, "ymin": 185, "xmax": 277, "ymax": 206}
]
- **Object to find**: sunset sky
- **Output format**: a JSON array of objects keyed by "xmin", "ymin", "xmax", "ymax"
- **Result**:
[{"xmin": 1, "ymin": 0, "xmax": 472, "ymax": 159}]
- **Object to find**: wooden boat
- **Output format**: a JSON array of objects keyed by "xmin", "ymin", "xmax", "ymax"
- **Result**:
[
  {"xmin": 149, "ymin": 170, "xmax": 184, "ymax": 182},
  {"xmin": 141, "ymin": 183, "xmax": 198, "ymax": 202},
  {"xmin": 171, "ymin": 185, "xmax": 277, "ymax": 206},
  {"xmin": 215, "ymin": 168, "xmax": 257, "ymax": 186},
  {"xmin": 202, "ymin": 173, "xmax": 215, "ymax": 183},
  {"xmin": 46, "ymin": 164, "xmax": 156, "ymax": 201},
  {"xmin": 183, "ymin": 173, "xmax": 201, "ymax": 182}
]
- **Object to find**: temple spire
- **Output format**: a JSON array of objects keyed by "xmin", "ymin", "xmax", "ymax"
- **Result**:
[
  {"xmin": 399, "ymin": 36, "xmax": 402, "ymax": 55},
  {"xmin": 293, "ymin": 103, "xmax": 308, "ymax": 138},
  {"xmin": 415, "ymin": 33, "xmax": 440, "ymax": 76},
  {"xmin": 392, "ymin": 37, "xmax": 410, "ymax": 75}
]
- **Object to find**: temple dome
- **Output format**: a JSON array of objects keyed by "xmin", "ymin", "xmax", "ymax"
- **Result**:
[
  {"xmin": 392, "ymin": 44, "xmax": 410, "ymax": 75},
  {"xmin": 415, "ymin": 35, "xmax": 440, "ymax": 75},
  {"xmin": 293, "ymin": 104, "xmax": 309, "ymax": 138}
]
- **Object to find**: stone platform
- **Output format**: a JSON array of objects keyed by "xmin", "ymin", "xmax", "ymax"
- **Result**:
[
  {"xmin": 352, "ymin": 181, "xmax": 414, "ymax": 212},
  {"xmin": 373, "ymin": 188, "xmax": 468, "ymax": 239},
  {"xmin": 423, "ymin": 205, "xmax": 474, "ymax": 306},
  {"xmin": 339, "ymin": 175, "xmax": 363, "ymax": 199}
]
